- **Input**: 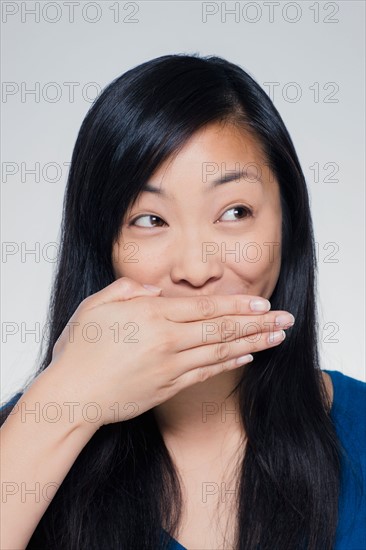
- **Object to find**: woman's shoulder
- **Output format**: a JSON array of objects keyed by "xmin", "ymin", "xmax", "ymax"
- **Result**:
[
  {"xmin": 323, "ymin": 369, "xmax": 366, "ymax": 409},
  {"xmin": 323, "ymin": 370, "xmax": 366, "ymax": 548},
  {"xmin": 323, "ymin": 369, "xmax": 366, "ymax": 443}
]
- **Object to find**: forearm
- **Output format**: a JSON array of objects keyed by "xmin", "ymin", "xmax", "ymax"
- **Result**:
[{"xmin": 0, "ymin": 366, "xmax": 97, "ymax": 550}]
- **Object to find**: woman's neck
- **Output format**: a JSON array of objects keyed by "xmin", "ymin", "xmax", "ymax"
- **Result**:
[{"xmin": 153, "ymin": 368, "xmax": 246, "ymax": 453}]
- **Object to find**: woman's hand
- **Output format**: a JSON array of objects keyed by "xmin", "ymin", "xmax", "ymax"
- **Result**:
[{"xmin": 46, "ymin": 277, "xmax": 294, "ymax": 431}]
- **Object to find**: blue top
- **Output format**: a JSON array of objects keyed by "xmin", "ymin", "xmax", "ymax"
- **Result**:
[
  {"xmin": 2, "ymin": 370, "xmax": 366, "ymax": 549},
  {"xmin": 162, "ymin": 370, "xmax": 366, "ymax": 550}
]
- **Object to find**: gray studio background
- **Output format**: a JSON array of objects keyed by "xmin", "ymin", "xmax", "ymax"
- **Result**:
[{"xmin": 1, "ymin": 1, "xmax": 365, "ymax": 402}]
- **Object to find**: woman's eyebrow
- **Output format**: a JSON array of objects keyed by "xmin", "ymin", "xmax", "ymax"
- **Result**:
[
  {"xmin": 141, "ymin": 169, "xmax": 263, "ymax": 199},
  {"xmin": 210, "ymin": 169, "xmax": 264, "ymax": 187}
]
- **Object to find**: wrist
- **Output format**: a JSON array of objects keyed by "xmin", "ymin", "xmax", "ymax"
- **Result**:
[{"xmin": 21, "ymin": 362, "xmax": 101, "ymax": 438}]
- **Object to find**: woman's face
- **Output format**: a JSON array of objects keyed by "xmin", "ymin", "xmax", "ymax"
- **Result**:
[{"xmin": 112, "ymin": 121, "xmax": 282, "ymax": 300}]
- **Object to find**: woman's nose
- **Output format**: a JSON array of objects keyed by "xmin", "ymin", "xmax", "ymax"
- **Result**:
[{"xmin": 170, "ymin": 234, "xmax": 223, "ymax": 288}]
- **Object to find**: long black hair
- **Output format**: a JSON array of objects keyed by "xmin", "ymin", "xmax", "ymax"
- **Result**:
[{"xmin": 1, "ymin": 53, "xmax": 348, "ymax": 549}]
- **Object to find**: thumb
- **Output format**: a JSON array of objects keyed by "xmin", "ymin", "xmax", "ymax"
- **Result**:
[
  {"xmin": 141, "ymin": 284, "xmax": 162, "ymax": 293},
  {"xmin": 83, "ymin": 277, "xmax": 162, "ymax": 310}
]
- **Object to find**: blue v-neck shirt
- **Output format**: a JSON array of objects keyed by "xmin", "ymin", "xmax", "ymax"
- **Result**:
[{"xmin": 163, "ymin": 370, "xmax": 366, "ymax": 550}]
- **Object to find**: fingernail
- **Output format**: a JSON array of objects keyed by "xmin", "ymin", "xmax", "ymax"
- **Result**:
[
  {"xmin": 143, "ymin": 284, "xmax": 162, "ymax": 293},
  {"xmin": 236, "ymin": 354, "xmax": 254, "ymax": 366},
  {"xmin": 275, "ymin": 313, "xmax": 295, "ymax": 327},
  {"xmin": 250, "ymin": 299, "xmax": 271, "ymax": 312},
  {"xmin": 268, "ymin": 330, "xmax": 286, "ymax": 343}
]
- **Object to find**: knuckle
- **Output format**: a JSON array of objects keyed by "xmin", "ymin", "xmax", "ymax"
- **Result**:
[
  {"xmin": 197, "ymin": 366, "xmax": 211, "ymax": 383},
  {"xmin": 214, "ymin": 342, "xmax": 231, "ymax": 363},
  {"xmin": 234, "ymin": 297, "xmax": 244, "ymax": 315},
  {"xmin": 156, "ymin": 370, "xmax": 176, "ymax": 393},
  {"xmin": 197, "ymin": 296, "xmax": 217, "ymax": 318},
  {"xmin": 243, "ymin": 320, "xmax": 262, "ymax": 338},
  {"xmin": 260, "ymin": 313, "xmax": 275, "ymax": 330},
  {"xmin": 246, "ymin": 333, "xmax": 261, "ymax": 352},
  {"xmin": 219, "ymin": 317, "xmax": 236, "ymax": 341},
  {"xmin": 116, "ymin": 277, "xmax": 135, "ymax": 293}
]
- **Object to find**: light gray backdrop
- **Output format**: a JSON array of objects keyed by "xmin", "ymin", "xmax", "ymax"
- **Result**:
[{"xmin": 1, "ymin": 0, "xmax": 365, "ymax": 402}]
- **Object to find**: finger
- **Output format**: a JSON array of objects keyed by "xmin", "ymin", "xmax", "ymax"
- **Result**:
[
  {"xmin": 176, "ymin": 352, "xmax": 255, "ymax": 388},
  {"xmin": 81, "ymin": 277, "xmax": 162, "ymax": 311},
  {"xmin": 158, "ymin": 294, "xmax": 271, "ymax": 323},
  {"xmin": 172, "ymin": 327, "xmax": 286, "ymax": 382},
  {"xmin": 173, "ymin": 310, "xmax": 294, "ymax": 352}
]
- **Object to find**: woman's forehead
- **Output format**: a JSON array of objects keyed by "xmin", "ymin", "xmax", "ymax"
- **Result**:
[{"xmin": 147, "ymin": 122, "xmax": 271, "ymax": 188}]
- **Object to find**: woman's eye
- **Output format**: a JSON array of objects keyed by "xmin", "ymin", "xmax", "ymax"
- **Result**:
[
  {"xmin": 219, "ymin": 205, "xmax": 253, "ymax": 222},
  {"xmin": 128, "ymin": 215, "xmax": 166, "ymax": 228},
  {"xmin": 128, "ymin": 205, "xmax": 252, "ymax": 228}
]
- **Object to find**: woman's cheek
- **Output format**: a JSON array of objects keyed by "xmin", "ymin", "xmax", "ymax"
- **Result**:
[
  {"xmin": 232, "ymin": 233, "xmax": 281, "ymax": 296},
  {"xmin": 112, "ymin": 240, "xmax": 165, "ymax": 280}
]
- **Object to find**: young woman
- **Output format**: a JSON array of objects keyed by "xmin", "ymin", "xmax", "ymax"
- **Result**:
[{"xmin": 1, "ymin": 53, "xmax": 365, "ymax": 550}]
